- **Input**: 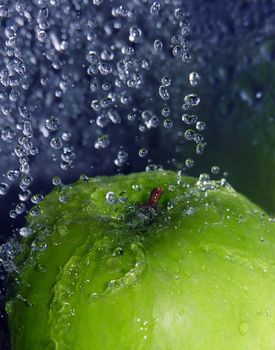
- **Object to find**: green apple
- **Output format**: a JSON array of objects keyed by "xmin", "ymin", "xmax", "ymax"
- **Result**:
[{"xmin": 6, "ymin": 170, "xmax": 275, "ymax": 349}]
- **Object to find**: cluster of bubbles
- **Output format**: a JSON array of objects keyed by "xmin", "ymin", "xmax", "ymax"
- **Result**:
[{"xmin": 0, "ymin": 0, "xmax": 207, "ymax": 232}]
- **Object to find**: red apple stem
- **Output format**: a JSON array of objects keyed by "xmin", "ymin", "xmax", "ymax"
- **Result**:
[{"xmin": 142, "ymin": 187, "xmax": 164, "ymax": 209}]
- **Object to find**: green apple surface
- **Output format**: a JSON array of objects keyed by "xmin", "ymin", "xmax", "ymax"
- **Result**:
[{"xmin": 6, "ymin": 171, "xmax": 275, "ymax": 349}]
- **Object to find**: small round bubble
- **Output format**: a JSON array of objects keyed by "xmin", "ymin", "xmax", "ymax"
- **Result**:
[
  {"xmin": 138, "ymin": 148, "xmax": 148, "ymax": 158},
  {"xmin": 189, "ymin": 72, "xmax": 200, "ymax": 86},
  {"xmin": 50, "ymin": 137, "xmax": 63, "ymax": 150},
  {"xmin": 19, "ymin": 227, "xmax": 32, "ymax": 238},
  {"xmin": 106, "ymin": 191, "xmax": 118, "ymax": 204}
]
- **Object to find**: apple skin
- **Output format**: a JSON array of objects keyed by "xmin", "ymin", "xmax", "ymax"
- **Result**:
[{"xmin": 6, "ymin": 170, "xmax": 275, "ymax": 349}]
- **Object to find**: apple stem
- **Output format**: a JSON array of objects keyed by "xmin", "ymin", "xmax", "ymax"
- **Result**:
[{"xmin": 142, "ymin": 187, "xmax": 164, "ymax": 209}]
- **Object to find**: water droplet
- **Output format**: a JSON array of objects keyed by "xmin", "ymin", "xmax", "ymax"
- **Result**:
[
  {"xmin": 50, "ymin": 137, "xmax": 63, "ymax": 150},
  {"xmin": 163, "ymin": 119, "xmax": 173, "ymax": 128},
  {"xmin": 0, "ymin": 183, "xmax": 9, "ymax": 195},
  {"xmin": 159, "ymin": 85, "xmax": 170, "ymax": 101},
  {"xmin": 94, "ymin": 134, "xmax": 110, "ymax": 149},
  {"xmin": 119, "ymin": 191, "xmax": 128, "ymax": 203},
  {"xmin": 189, "ymin": 72, "xmax": 200, "ymax": 86},
  {"xmin": 196, "ymin": 121, "xmax": 206, "ymax": 131},
  {"xmin": 106, "ymin": 191, "xmax": 118, "ymax": 204},
  {"xmin": 138, "ymin": 148, "xmax": 148, "ymax": 158},
  {"xmin": 15, "ymin": 203, "xmax": 26, "ymax": 214},
  {"xmin": 185, "ymin": 158, "xmax": 194, "ymax": 168},
  {"xmin": 184, "ymin": 94, "xmax": 200, "ymax": 107},
  {"xmin": 45, "ymin": 116, "xmax": 60, "ymax": 132},
  {"xmin": 52, "ymin": 176, "xmax": 61, "ymax": 186},
  {"xmin": 211, "ymin": 166, "xmax": 220, "ymax": 175},
  {"xmin": 19, "ymin": 227, "xmax": 32, "ymax": 238},
  {"xmin": 150, "ymin": 1, "xmax": 161, "ymax": 16},
  {"xmin": 182, "ymin": 114, "xmax": 198, "ymax": 125},
  {"xmin": 153, "ymin": 39, "xmax": 163, "ymax": 52},
  {"xmin": 161, "ymin": 76, "xmax": 171, "ymax": 86},
  {"xmin": 31, "ymin": 194, "xmax": 44, "ymax": 204}
]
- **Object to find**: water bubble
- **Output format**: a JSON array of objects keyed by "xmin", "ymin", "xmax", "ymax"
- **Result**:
[
  {"xmin": 7, "ymin": 170, "xmax": 20, "ymax": 181},
  {"xmin": 0, "ymin": 183, "xmax": 9, "ymax": 195},
  {"xmin": 106, "ymin": 191, "xmax": 118, "ymax": 204},
  {"xmin": 129, "ymin": 26, "xmax": 142, "ymax": 43},
  {"xmin": 45, "ymin": 116, "xmax": 60, "ymax": 132},
  {"xmin": 182, "ymin": 114, "xmax": 198, "ymax": 125},
  {"xmin": 119, "ymin": 191, "xmax": 128, "ymax": 203},
  {"xmin": 211, "ymin": 166, "xmax": 220, "ymax": 175},
  {"xmin": 184, "ymin": 129, "xmax": 195, "ymax": 141},
  {"xmin": 196, "ymin": 142, "xmax": 206, "ymax": 155},
  {"xmin": 52, "ymin": 176, "xmax": 61, "ymax": 186},
  {"xmin": 184, "ymin": 94, "xmax": 200, "ymax": 107},
  {"xmin": 139, "ymin": 148, "xmax": 148, "ymax": 158},
  {"xmin": 15, "ymin": 203, "xmax": 26, "ymax": 215},
  {"xmin": 59, "ymin": 193, "xmax": 68, "ymax": 203},
  {"xmin": 196, "ymin": 121, "xmax": 206, "ymax": 131},
  {"xmin": 19, "ymin": 227, "xmax": 32, "ymax": 238},
  {"xmin": 154, "ymin": 39, "xmax": 163, "ymax": 52},
  {"xmin": 127, "ymin": 111, "xmax": 137, "ymax": 121},
  {"xmin": 150, "ymin": 2, "xmax": 161, "ymax": 16},
  {"xmin": 114, "ymin": 150, "xmax": 128, "ymax": 167},
  {"xmin": 161, "ymin": 76, "xmax": 171, "ymax": 86},
  {"xmin": 30, "ymin": 206, "xmax": 41, "ymax": 217},
  {"xmin": 174, "ymin": 8, "xmax": 185, "ymax": 20},
  {"xmin": 159, "ymin": 85, "xmax": 170, "ymax": 101},
  {"xmin": 172, "ymin": 45, "xmax": 184, "ymax": 57},
  {"xmin": 189, "ymin": 72, "xmax": 200, "ymax": 86},
  {"xmin": 163, "ymin": 119, "xmax": 173, "ymax": 128},
  {"xmin": 9, "ymin": 210, "xmax": 17, "ymax": 219},
  {"xmin": 185, "ymin": 158, "xmax": 194, "ymax": 168},
  {"xmin": 50, "ymin": 137, "xmax": 63, "ymax": 150},
  {"xmin": 94, "ymin": 135, "xmax": 110, "ymax": 149},
  {"xmin": 162, "ymin": 107, "xmax": 171, "ymax": 117},
  {"xmin": 31, "ymin": 194, "xmax": 44, "ymax": 204},
  {"xmin": 23, "ymin": 121, "xmax": 33, "ymax": 138},
  {"xmin": 19, "ymin": 190, "xmax": 31, "ymax": 202},
  {"xmin": 1, "ymin": 127, "xmax": 16, "ymax": 142}
]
